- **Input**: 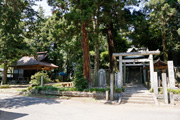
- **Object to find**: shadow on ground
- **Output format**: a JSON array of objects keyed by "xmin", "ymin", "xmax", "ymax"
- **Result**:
[
  {"xmin": 0, "ymin": 95, "xmax": 60, "ymax": 109},
  {"xmin": 0, "ymin": 110, "xmax": 28, "ymax": 120}
]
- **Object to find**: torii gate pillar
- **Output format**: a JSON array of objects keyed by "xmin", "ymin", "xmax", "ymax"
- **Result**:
[{"xmin": 149, "ymin": 54, "xmax": 154, "ymax": 89}]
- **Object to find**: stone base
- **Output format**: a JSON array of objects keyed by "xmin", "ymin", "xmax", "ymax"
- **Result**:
[{"xmin": 31, "ymin": 90, "xmax": 120, "ymax": 100}]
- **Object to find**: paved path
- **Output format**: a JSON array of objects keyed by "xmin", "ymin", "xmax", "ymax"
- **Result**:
[{"xmin": 0, "ymin": 93, "xmax": 180, "ymax": 120}]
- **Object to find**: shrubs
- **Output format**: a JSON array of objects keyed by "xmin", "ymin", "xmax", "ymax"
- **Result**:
[
  {"xmin": 33, "ymin": 86, "xmax": 78, "ymax": 92},
  {"xmin": 89, "ymin": 88, "xmax": 106, "ymax": 92},
  {"xmin": 150, "ymin": 88, "xmax": 180, "ymax": 94},
  {"xmin": 31, "ymin": 85, "xmax": 125, "ymax": 93},
  {"xmin": 0, "ymin": 84, "xmax": 10, "ymax": 89},
  {"xmin": 115, "ymin": 87, "xmax": 125, "ymax": 93},
  {"xmin": 74, "ymin": 71, "xmax": 88, "ymax": 91},
  {"xmin": 84, "ymin": 87, "xmax": 124, "ymax": 93},
  {"xmin": 53, "ymin": 84, "xmax": 62, "ymax": 88},
  {"xmin": 30, "ymin": 71, "xmax": 51, "ymax": 86},
  {"xmin": 168, "ymin": 88, "xmax": 180, "ymax": 94}
]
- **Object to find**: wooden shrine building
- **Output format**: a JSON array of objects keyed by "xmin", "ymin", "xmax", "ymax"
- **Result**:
[{"xmin": 12, "ymin": 51, "xmax": 58, "ymax": 82}]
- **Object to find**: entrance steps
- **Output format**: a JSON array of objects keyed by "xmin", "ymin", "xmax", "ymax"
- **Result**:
[{"xmin": 121, "ymin": 84, "xmax": 155, "ymax": 104}]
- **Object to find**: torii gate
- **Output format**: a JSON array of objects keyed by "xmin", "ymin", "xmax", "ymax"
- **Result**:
[{"xmin": 113, "ymin": 50, "xmax": 160, "ymax": 89}]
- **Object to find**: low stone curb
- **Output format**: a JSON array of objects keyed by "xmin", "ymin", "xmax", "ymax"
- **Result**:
[
  {"xmin": 31, "ymin": 89, "xmax": 120, "ymax": 99},
  {"xmin": 157, "ymin": 94, "xmax": 180, "ymax": 101}
]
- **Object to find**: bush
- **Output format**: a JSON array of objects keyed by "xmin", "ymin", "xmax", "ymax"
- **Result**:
[
  {"xmin": 168, "ymin": 88, "xmax": 180, "ymax": 94},
  {"xmin": 53, "ymin": 84, "xmax": 62, "ymax": 88},
  {"xmin": 0, "ymin": 84, "xmax": 10, "ymax": 89},
  {"xmin": 74, "ymin": 71, "xmax": 88, "ymax": 91},
  {"xmin": 89, "ymin": 88, "xmax": 106, "ymax": 92},
  {"xmin": 30, "ymin": 71, "xmax": 51, "ymax": 86},
  {"xmin": 115, "ymin": 87, "xmax": 124, "ymax": 93},
  {"xmin": 33, "ymin": 86, "xmax": 78, "ymax": 92},
  {"xmin": 86, "ymin": 87, "xmax": 124, "ymax": 93}
]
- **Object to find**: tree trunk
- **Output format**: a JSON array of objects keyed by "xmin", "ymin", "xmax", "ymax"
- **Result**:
[
  {"xmin": 53, "ymin": 43, "xmax": 58, "ymax": 79},
  {"xmin": 161, "ymin": 16, "xmax": 168, "ymax": 62},
  {"xmin": 107, "ymin": 23, "xmax": 115, "ymax": 73},
  {"xmin": 92, "ymin": 9, "xmax": 100, "ymax": 87},
  {"xmin": 81, "ymin": 22, "xmax": 91, "ymax": 87},
  {"xmin": 94, "ymin": 39, "xmax": 99, "ymax": 86},
  {"xmin": 1, "ymin": 61, "xmax": 8, "ymax": 85}
]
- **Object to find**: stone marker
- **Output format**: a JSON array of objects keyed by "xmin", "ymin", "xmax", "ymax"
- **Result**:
[
  {"xmin": 168, "ymin": 61, "xmax": 175, "ymax": 88},
  {"xmin": 153, "ymin": 72, "xmax": 158, "ymax": 95},
  {"xmin": 98, "ymin": 69, "xmax": 106, "ymax": 88},
  {"xmin": 110, "ymin": 73, "xmax": 114, "ymax": 101},
  {"xmin": 41, "ymin": 76, "xmax": 43, "ymax": 87},
  {"xmin": 169, "ymin": 92, "xmax": 174, "ymax": 105},
  {"xmin": 117, "ymin": 72, "xmax": 122, "ymax": 88},
  {"xmin": 106, "ymin": 90, "xmax": 109, "ymax": 101},
  {"xmin": 115, "ymin": 73, "xmax": 118, "ymax": 87},
  {"xmin": 149, "ymin": 54, "xmax": 154, "ymax": 89},
  {"xmin": 162, "ymin": 73, "xmax": 168, "ymax": 104}
]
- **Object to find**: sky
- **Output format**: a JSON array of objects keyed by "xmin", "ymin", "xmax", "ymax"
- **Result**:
[
  {"xmin": 32, "ymin": 0, "xmax": 145, "ymax": 17},
  {"xmin": 32, "ymin": 0, "xmax": 52, "ymax": 17}
]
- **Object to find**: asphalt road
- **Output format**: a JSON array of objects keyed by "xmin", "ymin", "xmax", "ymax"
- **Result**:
[{"xmin": 0, "ymin": 93, "xmax": 180, "ymax": 120}]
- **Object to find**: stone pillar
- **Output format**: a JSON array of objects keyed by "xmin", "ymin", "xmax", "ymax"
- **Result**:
[
  {"xmin": 110, "ymin": 73, "xmax": 114, "ymax": 101},
  {"xmin": 118, "ymin": 56, "xmax": 123, "ymax": 88},
  {"xmin": 169, "ymin": 92, "xmax": 174, "ymax": 105},
  {"xmin": 162, "ymin": 73, "xmax": 168, "ymax": 104},
  {"xmin": 114, "ymin": 73, "xmax": 118, "ymax": 87},
  {"xmin": 149, "ymin": 54, "xmax": 154, "ymax": 89},
  {"xmin": 140, "ymin": 67, "xmax": 142, "ymax": 83},
  {"xmin": 41, "ymin": 76, "xmax": 43, "ymax": 87},
  {"xmin": 123, "ymin": 63, "xmax": 126, "ymax": 83},
  {"xmin": 106, "ymin": 90, "xmax": 109, "ymax": 101},
  {"xmin": 143, "ymin": 63, "xmax": 146, "ymax": 84},
  {"xmin": 168, "ymin": 61, "xmax": 175, "ymax": 88},
  {"xmin": 153, "ymin": 72, "xmax": 158, "ymax": 95}
]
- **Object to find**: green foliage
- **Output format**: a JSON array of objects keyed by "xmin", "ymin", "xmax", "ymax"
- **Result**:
[
  {"xmin": 35, "ymin": 86, "xmax": 58, "ymax": 91},
  {"xmin": 150, "ymin": 88, "xmax": 180, "ymax": 94},
  {"xmin": 146, "ymin": 0, "xmax": 180, "ymax": 61},
  {"xmin": 0, "ymin": 84, "xmax": 10, "ymax": 89},
  {"xmin": 150, "ymin": 88, "xmax": 153, "ymax": 93},
  {"xmin": 89, "ymin": 88, "xmax": 106, "ymax": 92},
  {"xmin": 0, "ymin": 0, "xmax": 36, "ymax": 63},
  {"xmin": 85, "ymin": 87, "xmax": 124, "ymax": 93},
  {"xmin": 168, "ymin": 88, "xmax": 180, "ymax": 94},
  {"xmin": 115, "ymin": 87, "xmax": 125, "ymax": 93},
  {"xmin": 28, "ymin": 86, "xmax": 33, "ymax": 91},
  {"xmin": 32, "ymin": 85, "xmax": 125, "ymax": 93},
  {"xmin": 0, "ymin": 0, "xmax": 38, "ymax": 84},
  {"xmin": 74, "ymin": 71, "xmax": 88, "ymax": 91},
  {"xmin": 53, "ymin": 83, "xmax": 62, "ymax": 88},
  {"xmin": 100, "ymin": 51, "xmax": 109, "ymax": 68},
  {"xmin": 33, "ymin": 86, "xmax": 78, "ymax": 92},
  {"xmin": 114, "ymin": 35, "xmax": 129, "ymax": 53},
  {"xmin": 30, "ymin": 71, "xmax": 51, "ymax": 86}
]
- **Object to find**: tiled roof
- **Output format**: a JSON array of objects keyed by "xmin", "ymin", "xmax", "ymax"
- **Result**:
[{"xmin": 15, "ymin": 56, "xmax": 58, "ymax": 68}]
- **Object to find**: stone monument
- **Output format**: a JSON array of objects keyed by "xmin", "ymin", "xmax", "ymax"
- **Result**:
[
  {"xmin": 114, "ymin": 73, "xmax": 118, "ymax": 87},
  {"xmin": 168, "ymin": 61, "xmax": 175, "ymax": 88},
  {"xmin": 117, "ymin": 72, "xmax": 122, "ymax": 88},
  {"xmin": 98, "ymin": 69, "xmax": 106, "ymax": 88}
]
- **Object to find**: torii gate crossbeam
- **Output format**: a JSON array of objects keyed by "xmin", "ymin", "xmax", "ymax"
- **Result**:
[{"xmin": 113, "ymin": 51, "xmax": 160, "ymax": 89}]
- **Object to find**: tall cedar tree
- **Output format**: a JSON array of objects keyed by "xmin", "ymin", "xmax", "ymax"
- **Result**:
[
  {"xmin": 0, "ymin": 0, "xmax": 36, "ymax": 84},
  {"xmin": 48, "ymin": 0, "xmax": 95, "ymax": 87}
]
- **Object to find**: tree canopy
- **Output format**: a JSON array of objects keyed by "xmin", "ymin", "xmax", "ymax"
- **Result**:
[{"xmin": 0, "ymin": 0, "xmax": 180, "ymax": 86}]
